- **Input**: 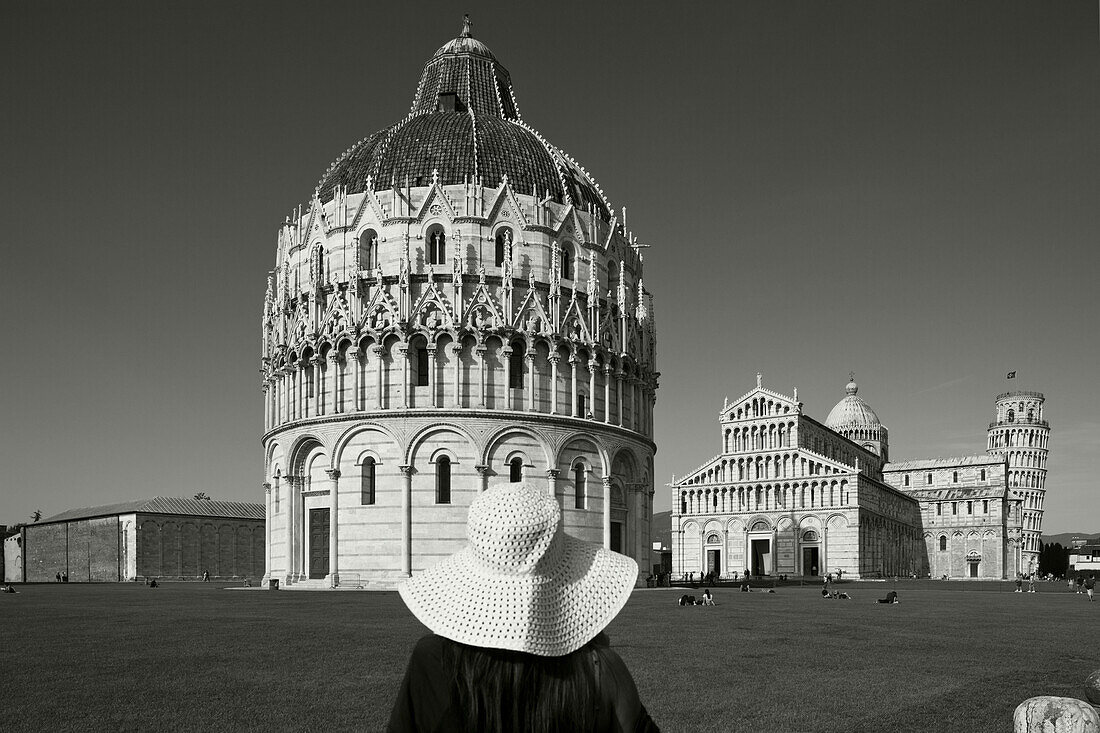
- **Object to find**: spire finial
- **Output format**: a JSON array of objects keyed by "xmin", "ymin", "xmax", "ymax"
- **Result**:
[
  {"xmin": 849, "ymin": 370, "xmax": 855, "ymax": 383},
  {"xmin": 461, "ymin": 14, "xmax": 472, "ymax": 38},
  {"xmin": 756, "ymin": 372, "xmax": 762, "ymax": 388}
]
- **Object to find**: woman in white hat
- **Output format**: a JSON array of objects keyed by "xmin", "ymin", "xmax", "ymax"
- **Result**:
[{"xmin": 386, "ymin": 481, "xmax": 658, "ymax": 732}]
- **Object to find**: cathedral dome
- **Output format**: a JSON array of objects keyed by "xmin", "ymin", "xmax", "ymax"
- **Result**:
[
  {"xmin": 313, "ymin": 17, "xmax": 610, "ymax": 219},
  {"xmin": 825, "ymin": 376, "xmax": 882, "ymax": 430}
]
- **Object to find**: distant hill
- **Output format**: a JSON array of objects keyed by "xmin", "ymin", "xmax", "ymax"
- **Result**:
[
  {"xmin": 1043, "ymin": 532, "xmax": 1098, "ymax": 547},
  {"xmin": 651, "ymin": 518, "xmax": 1095, "ymax": 550}
]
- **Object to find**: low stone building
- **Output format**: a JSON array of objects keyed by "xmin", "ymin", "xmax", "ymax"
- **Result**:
[{"xmin": 20, "ymin": 498, "xmax": 264, "ymax": 582}]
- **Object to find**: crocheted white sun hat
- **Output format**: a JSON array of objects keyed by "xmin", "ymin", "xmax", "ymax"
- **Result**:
[{"xmin": 398, "ymin": 481, "xmax": 639, "ymax": 657}]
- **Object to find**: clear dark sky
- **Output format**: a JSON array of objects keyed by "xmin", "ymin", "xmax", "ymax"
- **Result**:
[{"xmin": 2, "ymin": 1, "xmax": 1097, "ymax": 533}]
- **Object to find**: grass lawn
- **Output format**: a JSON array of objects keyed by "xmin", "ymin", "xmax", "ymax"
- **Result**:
[{"xmin": 0, "ymin": 580, "xmax": 1094, "ymax": 731}]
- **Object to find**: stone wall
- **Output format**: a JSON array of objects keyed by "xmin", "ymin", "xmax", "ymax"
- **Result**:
[
  {"xmin": 136, "ymin": 514, "xmax": 264, "ymax": 579},
  {"xmin": 24, "ymin": 517, "xmax": 121, "ymax": 582}
]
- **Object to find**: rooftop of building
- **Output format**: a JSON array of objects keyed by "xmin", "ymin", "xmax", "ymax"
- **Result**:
[
  {"xmin": 884, "ymin": 455, "xmax": 1005, "ymax": 471},
  {"xmin": 38, "ymin": 497, "xmax": 264, "ymax": 524}
]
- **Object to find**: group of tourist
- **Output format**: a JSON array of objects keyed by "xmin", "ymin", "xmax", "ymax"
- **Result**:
[{"xmin": 53, "ymin": 571, "xmax": 68, "ymax": 583}]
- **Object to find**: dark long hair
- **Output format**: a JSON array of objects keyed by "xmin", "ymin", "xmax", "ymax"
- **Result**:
[{"xmin": 449, "ymin": 634, "xmax": 604, "ymax": 732}]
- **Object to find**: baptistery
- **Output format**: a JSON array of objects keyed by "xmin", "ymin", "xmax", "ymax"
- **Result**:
[{"xmin": 260, "ymin": 19, "xmax": 658, "ymax": 587}]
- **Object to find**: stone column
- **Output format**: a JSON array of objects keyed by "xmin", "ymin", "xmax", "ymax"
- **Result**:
[
  {"xmin": 372, "ymin": 344, "xmax": 384, "ymax": 409},
  {"xmin": 284, "ymin": 476, "xmax": 297, "ymax": 583},
  {"xmin": 450, "ymin": 342, "xmax": 462, "ymax": 408},
  {"xmin": 546, "ymin": 468, "xmax": 559, "ymax": 499},
  {"xmin": 476, "ymin": 345, "xmax": 487, "ymax": 408},
  {"xmin": 602, "ymin": 476, "xmax": 612, "ymax": 549},
  {"xmin": 475, "ymin": 464, "xmax": 490, "ymax": 493},
  {"xmin": 823, "ymin": 525, "xmax": 830, "ymax": 577},
  {"xmin": 329, "ymin": 352, "xmax": 341, "ymax": 414},
  {"xmin": 502, "ymin": 346, "xmax": 512, "ymax": 410},
  {"xmin": 399, "ymin": 344, "xmax": 410, "ymax": 409},
  {"xmin": 616, "ymin": 370, "xmax": 625, "ymax": 427},
  {"xmin": 525, "ymin": 353, "xmax": 536, "ymax": 412},
  {"xmin": 262, "ymin": 482, "xmax": 272, "ymax": 585},
  {"xmin": 588, "ymin": 359, "xmax": 597, "ymax": 418},
  {"xmin": 427, "ymin": 346, "xmax": 438, "ymax": 408},
  {"xmin": 347, "ymin": 347, "xmax": 361, "ymax": 412},
  {"xmin": 297, "ymin": 361, "xmax": 308, "ymax": 419},
  {"xmin": 569, "ymin": 354, "xmax": 578, "ymax": 417},
  {"xmin": 325, "ymin": 469, "xmax": 340, "ymax": 587},
  {"xmin": 399, "ymin": 465, "xmax": 413, "ymax": 576},
  {"xmin": 744, "ymin": 528, "xmax": 750, "ymax": 577},
  {"xmin": 549, "ymin": 355, "xmax": 560, "ymax": 414},
  {"xmin": 311, "ymin": 355, "xmax": 323, "ymax": 416},
  {"xmin": 603, "ymin": 366, "xmax": 612, "ymax": 423}
]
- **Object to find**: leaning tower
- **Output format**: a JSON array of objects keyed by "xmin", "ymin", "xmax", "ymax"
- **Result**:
[
  {"xmin": 987, "ymin": 391, "xmax": 1049, "ymax": 574},
  {"xmin": 260, "ymin": 18, "xmax": 658, "ymax": 588}
]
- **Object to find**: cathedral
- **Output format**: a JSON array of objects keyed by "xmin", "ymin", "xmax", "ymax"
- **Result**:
[
  {"xmin": 260, "ymin": 19, "xmax": 657, "ymax": 587},
  {"xmin": 671, "ymin": 376, "xmax": 1048, "ymax": 580}
]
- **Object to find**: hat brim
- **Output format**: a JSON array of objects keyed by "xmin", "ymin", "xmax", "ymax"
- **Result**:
[{"xmin": 398, "ymin": 534, "xmax": 639, "ymax": 657}]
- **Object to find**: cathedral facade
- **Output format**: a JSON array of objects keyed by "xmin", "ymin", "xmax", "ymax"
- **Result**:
[
  {"xmin": 672, "ymin": 378, "xmax": 1046, "ymax": 580},
  {"xmin": 260, "ymin": 20, "xmax": 657, "ymax": 588}
]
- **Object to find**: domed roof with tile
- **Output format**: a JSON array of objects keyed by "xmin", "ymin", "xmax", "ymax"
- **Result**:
[
  {"xmin": 313, "ymin": 17, "xmax": 611, "ymax": 219},
  {"xmin": 825, "ymin": 375, "xmax": 882, "ymax": 430}
]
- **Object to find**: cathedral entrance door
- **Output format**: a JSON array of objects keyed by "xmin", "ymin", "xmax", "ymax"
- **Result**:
[
  {"xmin": 969, "ymin": 561, "xmax": 979, "ymax": 578},
  {"xmin": 802, "ymin": 547, "xmax": 820, "ymax": 576},
  {"xmin": 707, "ymin": 549, "xmax": 721, "ymax": 577},
  {"xmin": 751, "ymin": 539, "xmax": 770, "ymax": 576},
  {"xmin": 610, "ymin": 521, "xmax": 623, "ymax": 553},
  {"xmin": 309, "ymin": 508, "xmax": 330, "ymax": 580}
]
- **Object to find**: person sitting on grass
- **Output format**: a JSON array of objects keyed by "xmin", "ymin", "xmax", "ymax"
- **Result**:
[
  {"xmin": 2, "ymin": 584, "xmax": 18, "ymax": 594},
  {"xmin": 387, "ymin": 482, "xmax": 658, "ymax": 733},
  {"xmin": 877, "ymin": 590, "xmax": 898, "ymax": 604},
  {"xmin": 701, "ymin": 588, "xmax": 715, "ymax": 606},
  {"xmin": 149, "ymin": 579, "xmax": 159, "ymax": 588}
]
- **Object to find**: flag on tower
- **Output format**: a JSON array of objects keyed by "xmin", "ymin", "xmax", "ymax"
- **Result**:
[{"xmin": 1006, "ymin": 371, "xmax": 1016, "ymax": 379}]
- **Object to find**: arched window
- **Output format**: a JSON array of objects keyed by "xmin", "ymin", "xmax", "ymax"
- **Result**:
[
  {"xmin": 1007, "ymin": 409, "xmax": 1015, "ymax": 423},
  {"xmin": 427, "ymin": 226, "xmax": 446, "ymax": 265},
  {"xmin": 560, "ymin": 244, "xmax": 573, "ymax": 280},
  {"xmin": 358, "ymin": 229, "xmax": 378, "ymax": 271},
  {"xmin": 509, "ymin": 342, "xmax": 524, "ymax": 388},
  {"xmin": 361, "ymin": 457, "xmax": 376, "ymax": 505},
  {"xmin": 952, "ymin": 471, "xmax": 958, "ymax": 483},
  {"xmin": 509, "ymin": 457, "xmax": 523, "ymax": 483},
  {"xmin": 577, "ymin": 393, "xmax": 587, "ymax": 417},
  {"xmin": 1027, "ymin": 409, "xmax": 1034, "ymax": 422},
  {"xmin": 495, "ymin": 228, "xmax": 512, "ymax": 268},
  {"xmin": 980, "ymin": 469, "xmax": 986, "ymax": 481},
  {"xmin": 436, "ymin": 456, "xmax": 451, "ymax": 504},
  {"xmin": 903, "ymin": 475, "xmax": 910, "ymax": 487},
  {"xmin": 608, "ymin": 260, "xmax": 619, "ymax": 299},
  {"xmin": 574, "ymin": 465, "xmax": 586, "ymax": 509},
  {"xmin": 939, "ymin": 535, "xmax": 948, "ymax": 551}
]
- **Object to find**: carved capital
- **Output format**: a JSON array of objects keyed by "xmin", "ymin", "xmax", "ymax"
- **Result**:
[
  {"xmin": 546, "ymin": 469, "xmax": 560, "ymax": 479},
  {"xmin": 262, "ymin": 482, "xmax": 272, "ymax": 493},
  {"xmin": 346, "ymin": 347, "xmax": 360, "ymax": 360},
  {"xmin": 327, "ymin": 352, "xmax": 341, "ymax": 364},
  {"xmin": 325, "ymin": 469, "xmax": 341, "ymax": 480},
  {"xmin": 474, "ymin": 464, "xmax": 490, "ymax": 476},
  {"xmin": 310, "ymin": 355, "xmax": 324, "ymax": 366},
  {"xmin": 370, "ymin": 344, "xmax": 384, "ymax": 356},
  {"xmin": 398, "ymin": 465, "xmax": 414, "ymax": 476},
  {"xmin": 548, "ymin": 355, "xmax": 561, "ymax": 365}
]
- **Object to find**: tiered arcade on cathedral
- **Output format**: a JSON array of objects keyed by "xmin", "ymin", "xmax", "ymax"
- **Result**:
[
  {"xmin": 261, "ymin": 20, "xmax": 657, "ymax": 588},
  {"xmin": 672, "ymin": 376, "xmax": 1048, "ymax": 580}
]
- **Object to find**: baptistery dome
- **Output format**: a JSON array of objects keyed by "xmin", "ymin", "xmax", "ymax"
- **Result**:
[
  {"xmin": 314, "ymin": 18, "xmax": 609, "ymax": 218},
  {"xmin": 824, "ymin": 376, "xmax": 888, "ymax": 459},
  {"xmin": 260, "ymin": 19, "xmax": 657, "ymax": 590}
]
